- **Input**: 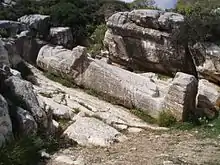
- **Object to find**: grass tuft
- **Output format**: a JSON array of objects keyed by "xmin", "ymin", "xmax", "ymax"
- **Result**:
[
  {"xmin": 43, "ymin": 72, "xmax": 77, "ymax": 88},
  {"xmin": 158, "ymin": 110, "xmax": 177, "ymax": 127},
  {"xmin": 130, "ymin": 108, "xmax": 157, "ymax": 124}
]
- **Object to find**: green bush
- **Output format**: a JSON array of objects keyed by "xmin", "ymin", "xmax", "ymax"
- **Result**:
[
  {"xmin": 0, "ymin": 135, "xmax": 58, "ymax": 165},
  {"xmin": 0, "ymin": 29, "xmax": 9, "ymax": 38},
  {"xmin": 158, "ymin": 110, "xmax": 177, "ymax": 127},
  {"xmin": 89, "ymin": 24, "xmax": 107, "ymax": 56}
]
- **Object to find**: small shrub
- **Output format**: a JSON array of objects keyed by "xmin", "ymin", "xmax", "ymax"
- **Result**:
[
  {"xmin": 0, "ymin": 135, "xmax": 54, "ymax": 165},
  {"xmin": 130, "ymin": 108, "xmax": 157, "ymax": 124},
  {"xmin": 157, "ymin": 74, "xmax": 171, "ymax": 81},
  {"xmin": 89, "ymin": 24, "xmax": 107, "ymax": 57},
  {"xmin": 0, "ymin": 28, "xmax": 9, "ymax": 38},
  {"xmin": 158, "ymin": 110, "xmax": 177, "ymax": 127}
]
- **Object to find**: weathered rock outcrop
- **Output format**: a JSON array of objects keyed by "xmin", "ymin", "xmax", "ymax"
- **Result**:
[
  {"xmin": 49, "ymin": 27, "xmax": 73, "ymax": 48},
  {"xmin": 18, "ymin": 14, "xmax": 50, "ymax": 38},
  {"xmin": 104, "ymin": 10, "xmax": 188, "ymax": 75},
  {"xmin": 0, "ymin": 20, "xmax": 27, "ymax": 37},
  {"xmin": 197, "ymin": 79, "xmax": 220, "ymax": 119},
  {"xmin": 37, "ymin": 45, "xmax": 165, "ymax": 118},
  {"xmin": 14, "ymin": 106, "xmax": 38, "ymax": 135},
  {"xmin": 164, "ymin": 72, "xmax": 198, "ymax": 121},
  {"xmin": 193, "ymin": 43, "xmax": 220, "ymax": 84},
  {"xmin": 5, "ymin": 76, "xmax": 49, "ymax": 128},
  {"xmin": 2, "ymin": 34, "xmax": 47, "ymax": 67},
  {"xmin": 0, "ymin": 94, "xmax": 13, "ymax": 147}
]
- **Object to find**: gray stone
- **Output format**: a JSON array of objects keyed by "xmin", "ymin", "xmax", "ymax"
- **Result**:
[
  {"xmin": 129, "ymin": 9, "xmax": 163, "ymax": 29},
  {"xmin": 0, "ymin": 39, "xmax": 10, "ymax": 66},
  {"xmin": 30, "ymin": 63, "xmax": 169, "ymax": 131},
  {"xmin": 10, "ymin": 68, "xmax": 21, "ymax": 78},
  {"xmin": 37, "ymin": 45, "xmax": 87, "ymax": 79},
  {"xmin": 158, "ymin": 12, "xmax": 184, "ymax": 30},
  {"xmin": 128, "ymin": 127, "xmax": 143, "ymax": 133},
  {"xmin": 198, "ymin": 79, "xmax": 220, "ymax": 108},
  {"xmin": 64, "ymin": 117, "xmax": 126, "ymax": 146},
  {"xmin": 1, "ymin": 38, "xmax": 23, "ymax": 68},
  {"xmin": 164, "ymin": 72, "xmax": 198, "ymax": 121},
  {"xmin": 192, "ymin": 42, "xmax": 220, "ymax": 84},
  {"xmin": 50, "ymin": 27, "xmax": 73, "ymax": 48},
  {"xmin": 0, "ymin": 20, "xmax": 27, "ymax": 37},
  {"xmin": 37, "ymin": 45, "xmax": 165, "ymax": 118},
  {"xmin": 38, "ymin": 95, "xmax": 74, "ymax": 120},
  {"xmin": 18, "ymin": 14, "xmax": 50, "ymax": 37},
  {"xmin": 104, "ymin": 10, "xmax": 191, "ymax": 76},
  {"xmin": 197, "ymin": 79, "xmax": 220, "ymax": 119},
  {"xmin": 5, "ymin": 76, "xmax": 48, "ymax": 127},
  {"xmin": 0, "ymin": 94, "xmax": 13, "ymax": 147},
  {"xmin": 52, "ymin": 155, "xmax": 75, "ymax": 165},
  {"xmin": 15, "ymin": 107, "xmax": 38, "ymax": 135}
]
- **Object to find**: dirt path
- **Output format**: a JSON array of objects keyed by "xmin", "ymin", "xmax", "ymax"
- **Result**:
[{"xmin": 49, "ymin": 130, "xmax": 220, "ymax": 165}]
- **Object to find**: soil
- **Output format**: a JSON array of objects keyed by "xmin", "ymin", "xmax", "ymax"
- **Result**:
[{"xmin": 51, "ymin": 129, "xmax": 220, "ymax": 165}]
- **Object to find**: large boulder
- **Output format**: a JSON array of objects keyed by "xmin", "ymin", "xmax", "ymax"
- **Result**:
[
  {"xmin": 64, "ymin": 117, "xmax": 126, "ymax": 147},
  {"xmin": 164, "ymin": 72, "xmax": 198, "ymax": 121},
  {"xmin": 0, "ymin": 20, "xmax": 27, "ymax": 37},
  {"xmin": 104, "ymin": 10, "xmax": 189, "ymax": 75},
  {"xmin": 14, "ymin": 107, "xmax": 38, "ymax": 136},
  {"xmin": 37, "ymin": 45, "xmax": 164, "ymax": 118},
  {"xmin": 5, "ymin": 76, "xmax": 48, "ymax": 128},
  {"xmin": 1, "ymin": 38, "xmax": 23, "ymax": 68},
  {"xmin": 197, "ymin": 79, "xmax": 220, "ymax": 119},
  {"xmin": 18, "ymin": 14, "xmax": 50, "ymax": 38},
  {"xmin": 0, "ymin": 94, "xmax": 13, "ymax": 147},
  {"xmin": 49, "ymin": 27, "xmax": 73, "ymax": 48},
  {"xmin": 192, "ymin": 43, "xmax": 220, "ymax": 84},
  {"xmin": 2, "ymin": 35, "xmax": 47, "ymax": 66}
]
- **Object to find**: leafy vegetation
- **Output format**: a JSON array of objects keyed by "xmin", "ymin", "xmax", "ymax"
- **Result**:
[
  {"xmin": 0, "ymin": 0, "xmax": 130, "ymax": 46},
  {"xmin": 129, "ymin": 0, "xmax": 156, "ymax": 9},
  {"xmin": 0, "ymin": 134, "xmax": 64, "ymax": 165},
  {"xmin": 89, "ymin": 24, "xmax": 107, "ymax": 57},
  {"xmin": 172, "ymin": 116, "xmax": 220, "ymax": 139},
  {"xmin": 44, "ymin": 72, "xmax": 77, "ymax": 88},
  {"xmin": 0, "ymin": 28, "xmax": 9, "ymax": 38},
  {"xmin": 157, "ymin": 110, "xmax": 177, "ymax": 127}
]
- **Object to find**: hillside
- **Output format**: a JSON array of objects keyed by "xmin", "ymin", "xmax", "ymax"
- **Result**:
[{"xmin": 0, "ymin": 0, "xmax": 220, "ymax": 165}]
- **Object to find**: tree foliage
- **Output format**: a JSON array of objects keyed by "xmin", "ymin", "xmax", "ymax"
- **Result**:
[
  {"xmin": 0, "ymin": 0, "xmax": 129, "ymax": 45},
  {"xmin": 129, "ymin": 0, "xmax": 156, "ymax": 9},
  {"xmin": 174, "ymin": 0, "xmax": 220, "ymax": 46}
]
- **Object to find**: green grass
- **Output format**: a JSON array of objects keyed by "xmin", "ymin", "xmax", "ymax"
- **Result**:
[
  {"xmin": 85, "ymin": 88, "xmax": 100, "ymax": 97},
  {"xmin": 44, "ymin": 72, "xmax": 77, "ymax": 88},
  {"xmin": 130, "ymin": 108, "xmax": 157, "ymax": 124},
  {"xmin": 172, "ymin": 117, "xmax": 220, "ymax": 139},
  {"xmin": 157, "ymin": 74, "xmax": 171, "ymax": 81},
  {"xmin": 74, "ymin": 108, "xmax": 80, "ymax": 114},
  {"xmin": 0, "ymin": 135, "xmax": 59, "ymax": 165},
  {"xmin": 158, "ymin": 110, "xmax": 177, "ymax": 127}
]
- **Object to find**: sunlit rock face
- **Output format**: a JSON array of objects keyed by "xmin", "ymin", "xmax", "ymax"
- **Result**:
[{"xmin": 104, "ymin": 10, "xmax": 189, "ymax": 76}]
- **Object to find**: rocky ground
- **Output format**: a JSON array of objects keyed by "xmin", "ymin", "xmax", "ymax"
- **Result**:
[
  {"xmin": 29, "ymin": 65, "xmax": 220, "ymax": 165},
  {"xmin": 47, "ymin": 130, "xmax": 220, "ymax": 165}
]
